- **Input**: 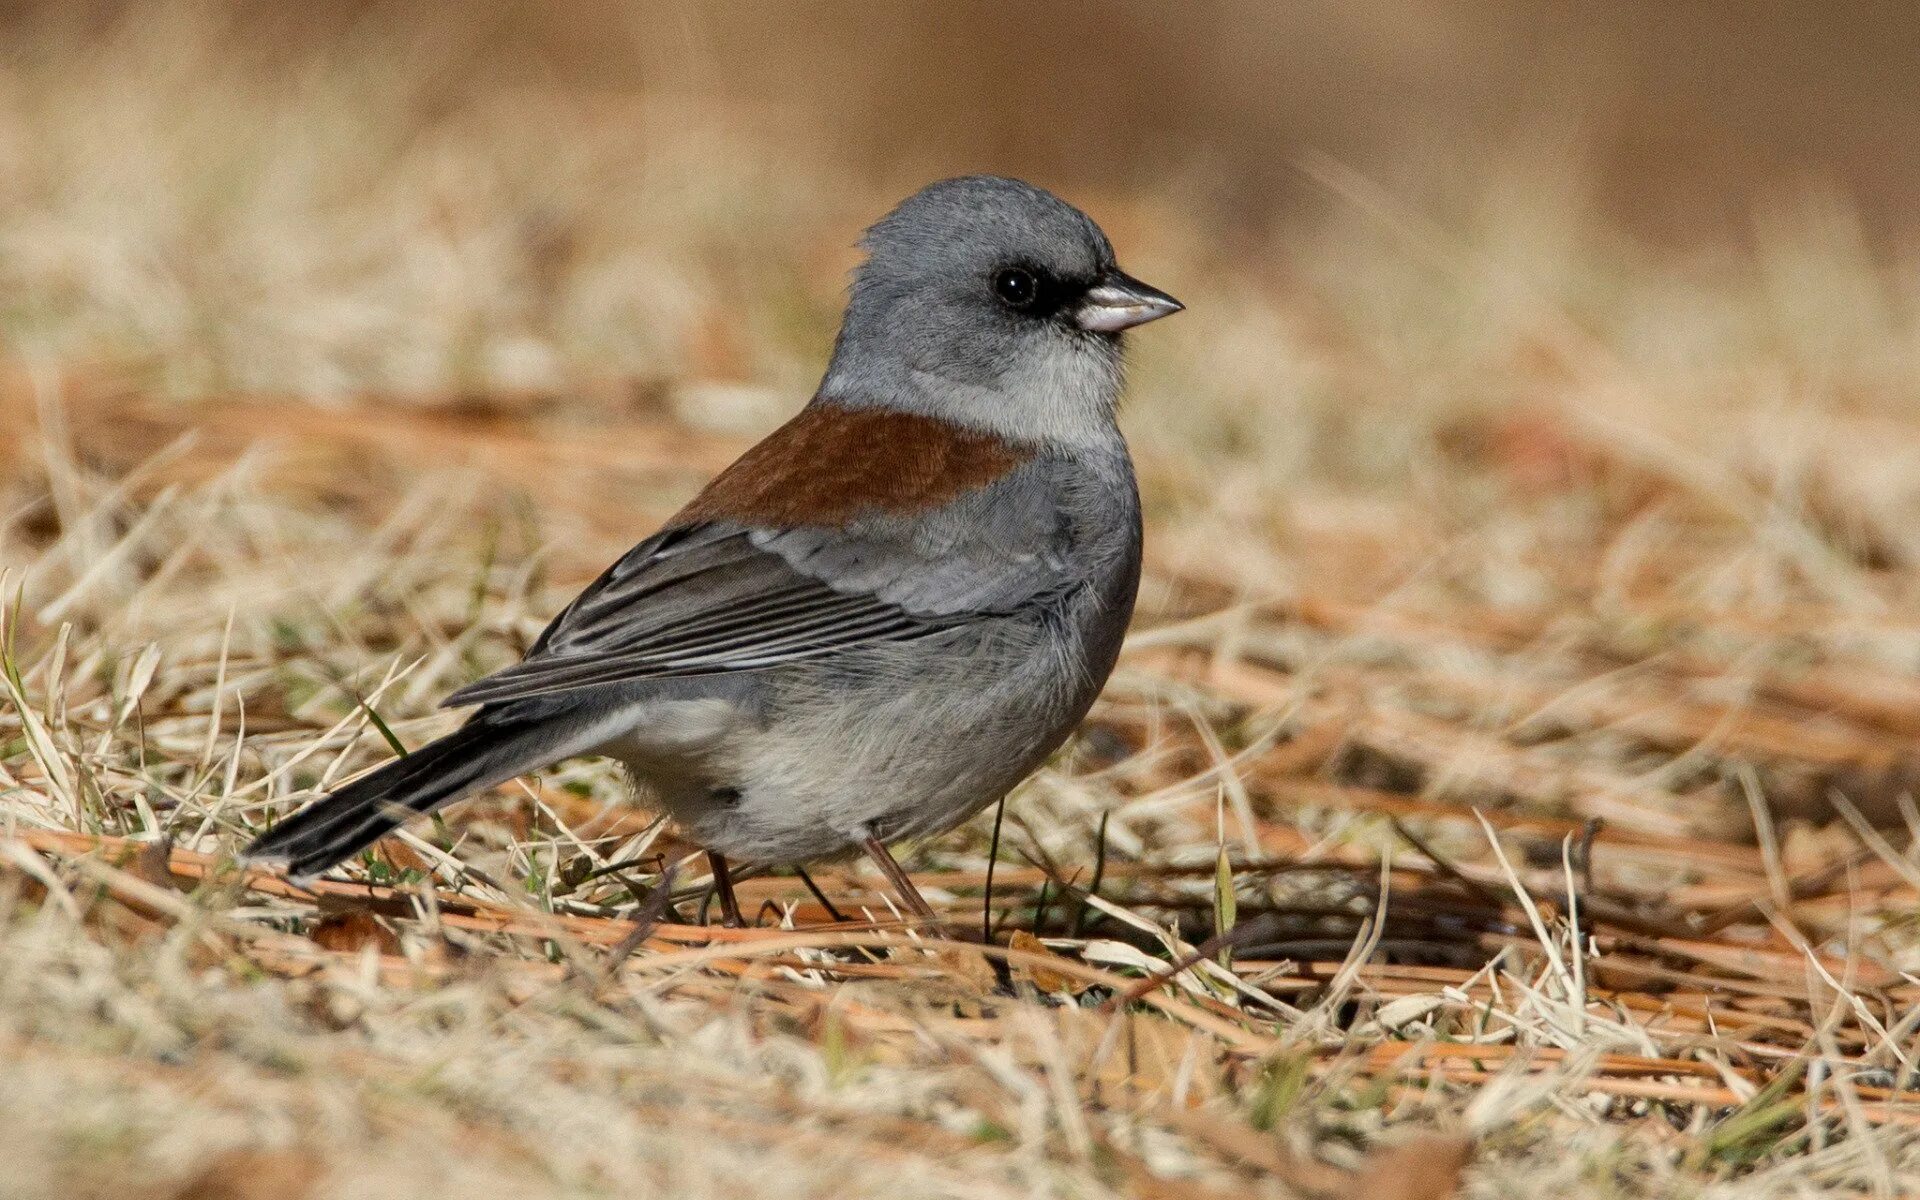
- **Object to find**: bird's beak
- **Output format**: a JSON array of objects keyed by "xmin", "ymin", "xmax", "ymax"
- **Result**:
[{"xmin": 1074, "ymin": 269, "xmax": 1184, "ymax": 333}]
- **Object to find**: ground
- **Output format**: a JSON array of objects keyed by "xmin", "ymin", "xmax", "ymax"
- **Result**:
[{"xmin": 2, "ymin": 10, "xmax": 1919, "ymax": 1199}]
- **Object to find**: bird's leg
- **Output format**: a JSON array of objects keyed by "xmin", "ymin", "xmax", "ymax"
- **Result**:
[
  {"xmin": 860, "ymin": 835, "xmax": 941, "ymax": 925},
  {"xmin": 792, "ymin": 864, "xmax": 847, "ymax": 923},
  {"xmin": 706, "ymin": 850, "xmax": 746, "ymax": 928}
]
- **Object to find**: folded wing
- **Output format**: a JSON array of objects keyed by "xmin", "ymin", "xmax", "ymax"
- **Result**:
[{"xmin": 443, "ymin": 525, "xmax": 969, "ymax": 705}]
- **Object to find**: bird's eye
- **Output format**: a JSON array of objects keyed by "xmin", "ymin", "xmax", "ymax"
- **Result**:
[{"xmin": 993, "ymin": 267, "xmax": 1039, "ymax": 309}]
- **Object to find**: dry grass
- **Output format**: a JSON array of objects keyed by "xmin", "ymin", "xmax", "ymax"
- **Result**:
[{"xmin": 4, "ymin": 8, "xmax": 1920, "ymax": 1199}]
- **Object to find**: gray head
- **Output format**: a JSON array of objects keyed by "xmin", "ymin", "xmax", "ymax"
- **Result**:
[{"xmin": 819, "ymin": 176, "xmax": 1181, "ymax": 447}]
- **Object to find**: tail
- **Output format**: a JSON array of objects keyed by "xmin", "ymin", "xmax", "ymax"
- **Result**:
[{"xmin": 245, "ymin": 712, "xmax": 573, "ymax": 878}]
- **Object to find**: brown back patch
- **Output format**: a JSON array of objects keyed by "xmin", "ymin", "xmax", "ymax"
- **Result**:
[{"xmin": 674, "ymin": 402, "xmax": 1029, "ymax": 528}]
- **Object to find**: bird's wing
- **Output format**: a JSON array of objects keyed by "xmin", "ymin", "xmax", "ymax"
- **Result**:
[
  {"xmin": 440, "ymin": 524, "xmax": 968, "ymax": 705},
  {"xmin": 442, "ymin": 403, "xmax": 1076, "ymax": 708}
]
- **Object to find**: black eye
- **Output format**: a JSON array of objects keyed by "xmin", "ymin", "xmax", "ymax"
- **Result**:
[{"xmin": 993, "ymin": 267, "xmax": 1039, "ymax": 309}]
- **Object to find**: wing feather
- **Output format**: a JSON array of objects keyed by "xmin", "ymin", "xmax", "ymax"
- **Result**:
[
  {"xmin": 441, "ymin": 443, "xmax": 1083, "ymax": 709},
  {"xmin": 443, "ymin": 526, "xmax": 963, "ymax": 707}
]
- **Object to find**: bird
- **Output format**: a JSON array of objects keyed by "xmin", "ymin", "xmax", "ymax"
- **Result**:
[{"xmin": 246, "ymin": 175, "xmax": 1182, "ymax": 925}]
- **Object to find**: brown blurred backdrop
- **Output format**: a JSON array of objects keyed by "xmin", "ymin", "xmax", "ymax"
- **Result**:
[{"xmin": 6, "ymin": 0, "xmax": 1919, "ymax": 239}]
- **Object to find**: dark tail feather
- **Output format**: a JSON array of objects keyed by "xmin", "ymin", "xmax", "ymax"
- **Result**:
[{"xmin": 244, "ymin": 715, "xmax": 562, "ymax": 878}]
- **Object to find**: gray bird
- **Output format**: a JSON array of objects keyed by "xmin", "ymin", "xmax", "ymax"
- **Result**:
[{"xmin": 246, "ymin": 175, "xmax": 1182, "ymax": 923}]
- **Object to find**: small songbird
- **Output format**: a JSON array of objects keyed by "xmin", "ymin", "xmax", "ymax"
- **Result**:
[{"xmin": 247, "ymin": 175, "xmax": 1182, "ymax": 923}]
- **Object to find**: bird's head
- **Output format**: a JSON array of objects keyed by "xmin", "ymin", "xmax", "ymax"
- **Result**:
[{"xmin": 822, "ymin": 175, "xmax": 1181, "ymax": 447}]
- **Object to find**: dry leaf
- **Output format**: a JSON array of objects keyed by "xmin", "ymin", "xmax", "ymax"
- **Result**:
[
  {"xmin": 167, "ymin": 1149, "xmax": 323, "ymax": 1200},
  {"xmin": 310, "ymin": 909, "xmax": 402, "ymax": 956},
  {"xmin": 1009, "ymin": 930, "xmax": 1082, "ymax": 995},
  {"xmin": 1345, "ymin": 1135, "xmax": 1473, "ymax": 1200}
]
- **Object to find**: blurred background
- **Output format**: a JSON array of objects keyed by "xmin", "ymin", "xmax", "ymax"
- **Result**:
[
  {"xmin": 2, "ymin": 0, "xmax": 1917, "ymax": 445},
  {"xmin": 15, "ymin": 0, "xmax": 1918, "ymax": 230},
  {"xmin": 0, "ymin": 3, "xmax": 1911, "ymax": 379},
  {"xmin": 415, "ymin": 0, "xmax": 1920, "ymax": 236},
  {"xmin": 11, "ymin": 1, "xmax": 1920, "ymax": 210}
]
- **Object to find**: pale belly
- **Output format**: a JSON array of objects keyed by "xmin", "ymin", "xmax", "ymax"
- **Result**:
[{"xmin": 597, "ymin": 607, "xmax": 1109, "ymax": 865}]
